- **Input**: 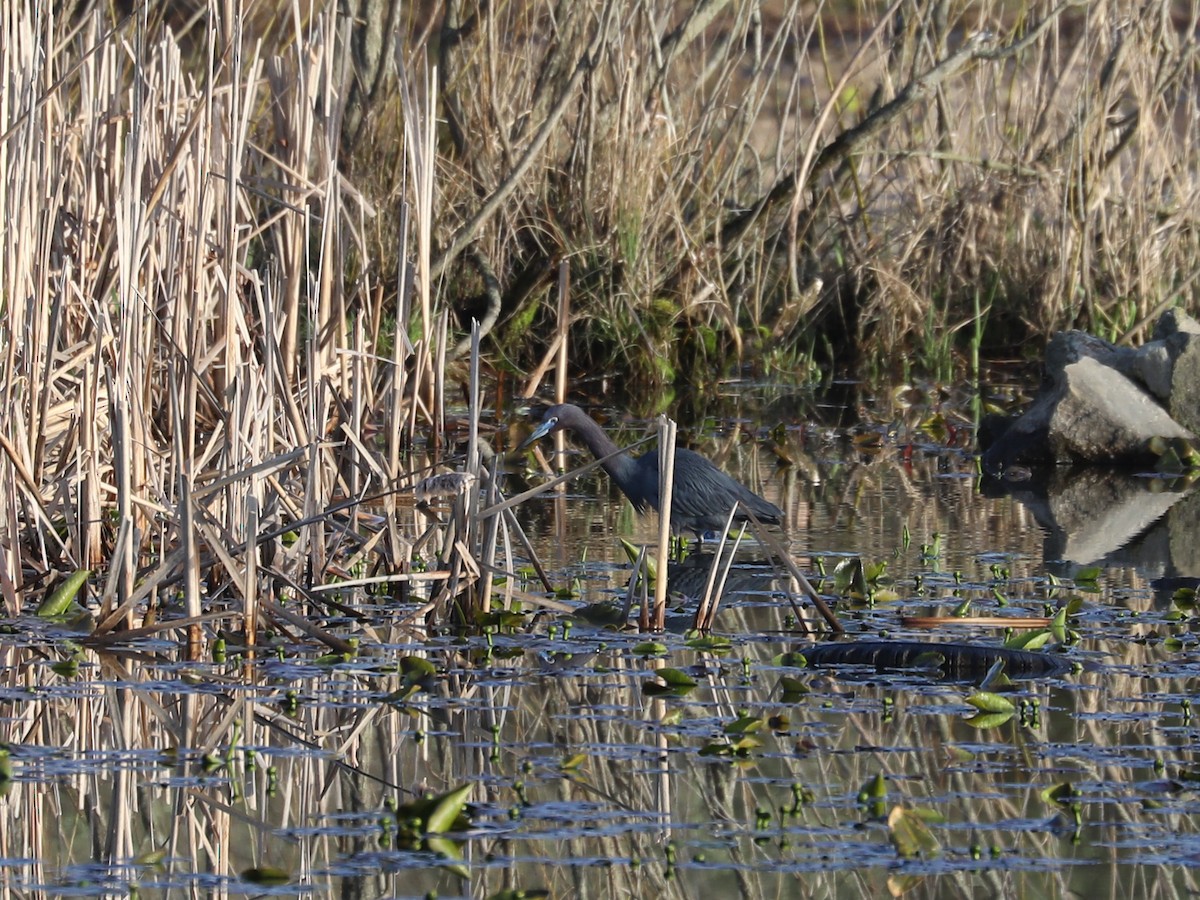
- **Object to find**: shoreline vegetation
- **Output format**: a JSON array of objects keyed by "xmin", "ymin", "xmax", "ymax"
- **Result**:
[{"xmin": 1, "ymin": 1, "xmax": 1197, "ymax": 623}]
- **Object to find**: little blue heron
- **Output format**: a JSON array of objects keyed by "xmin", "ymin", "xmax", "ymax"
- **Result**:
[{"xmin": 520, "ymin": 403, "xmax": 784, "ymax": 536}]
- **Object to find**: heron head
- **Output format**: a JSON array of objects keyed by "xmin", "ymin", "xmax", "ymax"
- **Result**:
[{"xmin": 518, "ymin": 406, "xmax": 564, "ymax": 450}]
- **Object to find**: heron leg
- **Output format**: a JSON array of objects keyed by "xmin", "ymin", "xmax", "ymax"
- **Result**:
[{"xmin": 670, "ymin": 533, "xmax": 692, "ymax": 562}]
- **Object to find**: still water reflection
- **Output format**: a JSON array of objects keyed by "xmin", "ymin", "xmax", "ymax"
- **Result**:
[{"xmin": 0, "ymin": 384, "xmax": 1197, "ymax": 899}]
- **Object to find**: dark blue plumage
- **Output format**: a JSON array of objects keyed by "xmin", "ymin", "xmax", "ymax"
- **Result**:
[{"xmin": 521, "ymin": 403, "xmax": 783, "ymax": 536}]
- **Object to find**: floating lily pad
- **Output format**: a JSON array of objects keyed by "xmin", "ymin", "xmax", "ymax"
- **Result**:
[
  {"xmin": 643, "ymin": 667, "xmax": 698, "ymax": 696},
  {"xmin": 887, "ymin": 805, "xmax": 941, "ymax": 859}
]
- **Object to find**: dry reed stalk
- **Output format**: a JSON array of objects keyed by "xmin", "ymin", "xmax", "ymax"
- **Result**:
[
  {"xmin": 465, "ymin": 322, "xmax": 485, "ymax": 614},
  {"xmin": 555, "ymin": 259, "xmax": 569, "ymax": 404},
  {"xmin": 500, "ymin": 505, "xmax": 553, "ymax": 595},
  {"xmin": 477, "ymin": 435, "xmax": 654, "ymax": 521},
  {"xmin": 434, "ymin": 308, "xmax": 448, "ymax": 451},
  {"xmin": 636, "ymin": 544, "xmax": 651, "ymax": 632},
  {"xmin": 399, "ymin": 62, "xmax": 436, "ymax": 346},
  {"xmin": 520, "ymin": 332, "xmax": 564, "ymax": 400},
  {"xmin": 746, "ymin": 511, "xmax": 842, "ymax": 634},
  {"xmin": 692, "ymin": 504, "xmax": 743, "ymax": 632},
  {"xmin": 387, "ymin": 202, "xmax": 415, "ymax": 565},
  {"xmin": 652, "ymin": 415, "xmax": 676, "ymax": 631}
]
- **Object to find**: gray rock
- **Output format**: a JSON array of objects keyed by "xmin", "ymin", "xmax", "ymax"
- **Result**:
[
  {"xmin": 1124, "ymin": 310, "xmax": 1200, "ymax": 431},
  {"xmin": 982, "ymin": 322, "xmax": 1195, "ymax": 472},
  {"xmin": 1128, "ymin": 341, "xmax": 1174, "ymax": 401},
  {"xmin": 1163, "ymin": 329, "xmax": 1200, "ymax": 434},
  {"xmin": 1047, "ymin": 355, "xmax": 1191, "ymax": 461},
  {"xmin": 1152, "ymin": 308, "xmax": 1200, "ymax": 340}
]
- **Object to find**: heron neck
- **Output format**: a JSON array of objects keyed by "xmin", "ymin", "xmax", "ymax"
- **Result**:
[{"xmin": 573, "ymin": 416, "xmax": 638, "ymax": 481}]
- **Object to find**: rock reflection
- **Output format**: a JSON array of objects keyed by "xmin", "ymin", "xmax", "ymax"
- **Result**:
[{"xmin": 982, "ymin": 467, "xmax": 1200, "ymax": 580}]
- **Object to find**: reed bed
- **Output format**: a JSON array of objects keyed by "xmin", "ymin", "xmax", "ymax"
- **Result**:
[
  {"xmin": 0, "ymin": 2, "xmax": 490, "ymax": 637},
  {"xmin": 399, "ymin": 0, "xmax": 1200, "ymax": 382}
]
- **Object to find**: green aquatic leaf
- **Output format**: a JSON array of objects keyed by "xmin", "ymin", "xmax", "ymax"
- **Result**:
[
  {"xmin": 1040, "ymin": 781, "xmax": 1077, "ymax": 804},
  {"xmin": 425, "ymin": 784, "xmax": 473, "ymax": 835},
  {"xmin": 920, "ymin": 532, "xmax": 942, "ymax": 559},
  {"xmin": 864, "ymin": 560, "xmax": 888, "ymax": 584},
  {"xmin": 620, "ymin": 539, "xmax": 656, "ymax": 580},
  {"xmin": 632, "ymin": 641, "xmax": 668, "ymax": 657},
  {"xmin": 887, "ymin": 805, "xmax": 941, "ymax": 859},
  {"xmin": 51, "ymin": 657, "xmax": 80, "ymax": 678},
  {"xmin": 134, "ymin": 848, "xmax": 168, "ymax": 868},
  {"xmin": 643, "ymin": 668, "xmax": 697, "ymax": 697},
  {"xmin": 966, "ymin": 692, "xmax": 1016, "ymax": 714},
  {"xmin": 37, "ymin": 569, "xmax": 91, "ymax": 618},
  {"xmin": 978, "ymin": 659, "xmax": 1011, "ymax": 691},
  {"xmin": 833, "ymin": 557, "xmax": 867, "ymax": 597},
  {"xmin": 686, "ymin": 635, "xmax": 733, "ymax": 653},
  {"xmin": 655, "ymin": 667, "xmax": 697, "ymax": 687},
  {"xmin": 1005, "ymin": 628, "xmax": 1052, "ymax": 651},
  {"xmin": 730, "ymin": 735, "xmax": 762, "ymax": 756},
  {"xmin": 699, "ymin": 735, "xmax": 762, "ymax": 758},
  {"xmin": 1050, "ymin": 607, "xmax": 1069, "ymax": 643},
  {"xmin": 426, "ymin": 836, "xmax": 470, "ymax": 879},
  {"xmin": 474, "ymin": 609, "xmax": 526, "ymax": 629},
  {"xmin": 559, "ymin": 753, "xmax": 587, "ymax": 772},
  {"xmin": 382, "ymin": 683, "xmax": 422, "ymax": 704},
  {"xmin": 778, "ymin": 675, "xmax": 809, "ymax": 696},
  {"xmin": 964, "ymin": 711, "xmax": 1014, "ymax": 729},
  {"xmin": 858, "ymin": 772, "xmax": 887, "ymax": 802},
  {"xmin": 400, "ymin": 656, "xmax": 438, "ymax": 678},
  {"xmin": 643, "ymin": 666, "xmax": 697, "ymax": 697},
  {"xmin": 920, "ymin": 411, "xmax": 950, "ymax": 443},
  {"xmin": 397, "ymin": 785, "xmax": 473, "ymax": 834},
  {"xmin": 771, "ymin": 651, "xmax": 808, "ymax": 668},
  {"xmin": 724, "ymin": 715, "xmax": 764, "ymax": 735}
]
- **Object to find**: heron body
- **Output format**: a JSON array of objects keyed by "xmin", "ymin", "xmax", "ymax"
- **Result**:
[{"xmin": 521, "ymin": 403, "xmax": 783, "ymax": 536}]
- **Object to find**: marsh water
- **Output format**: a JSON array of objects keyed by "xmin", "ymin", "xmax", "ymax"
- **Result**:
[{"xmin": 3, "ymin": 380, "xmax": 1200, "ymax": 899}]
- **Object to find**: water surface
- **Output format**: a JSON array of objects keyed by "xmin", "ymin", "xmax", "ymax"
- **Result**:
[{"xmin": 1, "ymin": 381, "xmax": 1197, "ymax": 899}]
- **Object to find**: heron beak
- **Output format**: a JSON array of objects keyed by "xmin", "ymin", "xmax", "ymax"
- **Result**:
[{"xmin": 519, "ymin": 416, "xmax": 558, "ymax": 450}]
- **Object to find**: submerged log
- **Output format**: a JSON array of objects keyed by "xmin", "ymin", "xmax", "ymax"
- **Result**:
[{"xmin": 801, "ymin": 639, "xmax": 1074, "ymax": 679}]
